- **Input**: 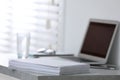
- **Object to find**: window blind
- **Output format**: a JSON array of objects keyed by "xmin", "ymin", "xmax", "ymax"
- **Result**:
[
  {"xmin": 0, "ymin": 0, "xmax": 13, "ymax": 53},
  {"xmin": 0, "ymin": 0, "xmax": 64, "ymax": 54}
]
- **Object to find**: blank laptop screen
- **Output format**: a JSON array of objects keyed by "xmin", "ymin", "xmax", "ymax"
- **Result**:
[{"xmin": 81, "ymin": 22, "xmax": 116, "ymax": 58}]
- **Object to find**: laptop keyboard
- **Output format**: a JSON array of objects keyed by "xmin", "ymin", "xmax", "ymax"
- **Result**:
[{"xmin": 60, "ymin": 56, "xmax": 95, "ymax": 62}]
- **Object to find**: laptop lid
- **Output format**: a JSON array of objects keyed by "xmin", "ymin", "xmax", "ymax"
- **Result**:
[{"xmin": 79, "ymin": 18, "xmax": 119, "ymax": 64}]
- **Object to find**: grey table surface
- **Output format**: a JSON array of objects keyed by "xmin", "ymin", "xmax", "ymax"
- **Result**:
[
  {"xmin": 0, "ymin": 73, "xmax": 19, "ymax": 80},
  {"xmin": 0, "ymin": 65, "xmax": 120, "ymax": 80}
]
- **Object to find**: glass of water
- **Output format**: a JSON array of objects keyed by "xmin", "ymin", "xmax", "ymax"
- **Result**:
[{"xmin": 16, "ymin": 32, "xmax": 30, "ymax": 59}]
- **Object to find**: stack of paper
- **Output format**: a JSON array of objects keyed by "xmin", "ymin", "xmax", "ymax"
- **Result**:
[{"xmin": 9, "ymin": 57, "xmax": 90, "ymax": 75}]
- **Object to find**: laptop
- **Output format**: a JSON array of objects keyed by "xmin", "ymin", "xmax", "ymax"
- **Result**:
[
  {"xmin": 61, "ymin": 18, "xmax": 119, "ymax": 65},
  {"xmin": 79, "ymin": 18, "xmax": 119, "ymax": 64}
]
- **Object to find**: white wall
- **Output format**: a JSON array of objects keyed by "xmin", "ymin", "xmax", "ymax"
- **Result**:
[
  {"xmin": 64, "ymin": 0, "xmax": 120, "ymax": 67},
  {"xmin": 64, "ymin": 0, "xmax": 120, "ymax": 55}
]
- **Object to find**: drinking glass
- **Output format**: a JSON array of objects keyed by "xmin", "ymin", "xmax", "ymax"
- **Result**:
[{"xmin": 16, "ymin": 32, "xmax": 30, "ymax": 59}]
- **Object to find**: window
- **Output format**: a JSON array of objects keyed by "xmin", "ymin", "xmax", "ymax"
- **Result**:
[{"xmin": 0, "ymin": 0, "xmax": 64, "ymax": 54}]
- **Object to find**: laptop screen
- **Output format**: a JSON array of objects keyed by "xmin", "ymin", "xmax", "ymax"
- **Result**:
[{"xmin": 80, "ymin": 21, "xmax": 116, "ymax": 58}]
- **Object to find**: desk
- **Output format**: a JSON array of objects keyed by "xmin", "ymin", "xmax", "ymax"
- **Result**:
[
  {"xmin": 0, "ymin": 66, "xmax": 120, "ymax": 80},
  {"xmin": 0, "ymin": 73, "xmax": 19, "ymax": 80}
]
